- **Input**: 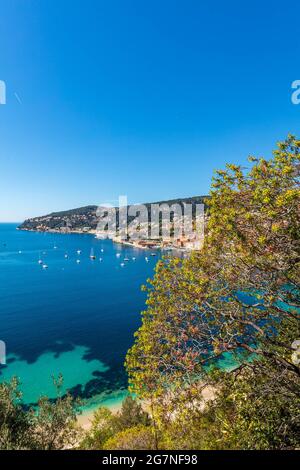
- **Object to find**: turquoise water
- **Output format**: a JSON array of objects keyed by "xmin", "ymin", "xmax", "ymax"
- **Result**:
[{"xmin": 0, "ymin": 223, "xmax": 160, "ymax": 411}]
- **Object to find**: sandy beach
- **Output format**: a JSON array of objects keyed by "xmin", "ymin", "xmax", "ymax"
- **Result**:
[{"xmin": 77, "ymin": 401, "xmax": 124, "ymax": 430}]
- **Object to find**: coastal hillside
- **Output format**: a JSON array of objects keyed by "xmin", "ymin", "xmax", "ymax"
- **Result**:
[{"xmin": 18, "ymin": 196, "xmax": 207, "ymax": 233}]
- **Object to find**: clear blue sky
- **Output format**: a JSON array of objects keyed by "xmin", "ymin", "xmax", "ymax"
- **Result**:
[{"xmin": 0, "ymin": 0, "xmax": 299, "ymax": 221}]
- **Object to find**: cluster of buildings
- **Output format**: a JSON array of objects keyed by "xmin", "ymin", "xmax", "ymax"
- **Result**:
[{"xmin": 21, "ymin": 208, "xmax": 205, "ymax": 252}]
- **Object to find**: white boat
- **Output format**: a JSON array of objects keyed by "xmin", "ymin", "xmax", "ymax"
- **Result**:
[
  {"xmin": 18, "ymin": 250, "xmax": 22, "ymax": 254},
  {"xmin": 150, "ymin": 253, "xmax": 156, "ymax": 256},
  {"xmin": 42, "ymin": 264, "xmax": 48, "ymax": 269},
  {"xmin": 124, "ymin": 257, "xmax": 130, "ymax": 261},
  {"xmin": 100, "ymin": 249, "xmax": 104, "ymax": 253},
  {"xmin": 90, "ymin": 248, "xmax": 96, "ymax": 260},
  {"xmin": 77, "ymin": 250, "xmax": 81, "ymax": 255},
  {"xmin": 145, "ymin": 257, "xmax": 149, "ymax": 262},
  {"xmin": 99, "ymin": 258, "xmax": 102, "ymax": 262},
  {"xmin": 120, "ymin": 263, "xmax": 125, "ymax": 267},
  {"xmin": 64, "ymin": 254, "xmax": 68, "ymax": 259},
  {"xmin": 38, "ymin": 259, "xmax": 43, "ymax": 265},
  {"xmin": 132, "ymin": 257, "xmax": 136, "ymax": 261},
  {"xmin": 76, "ymin": 259, "xmax": 81, "ymax": 264},
  {"xmin": 116, "ymin": 253, "xmax": 121, "ymax": 258}
]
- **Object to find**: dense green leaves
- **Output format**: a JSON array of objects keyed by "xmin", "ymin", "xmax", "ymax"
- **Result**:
[
  {"xmin": 79, "ymin": 396, "xmax": 151, "ymax": 449},
  {"xmin": 1, "ymin": 136, "xmax": 299, "ymax": 450}
]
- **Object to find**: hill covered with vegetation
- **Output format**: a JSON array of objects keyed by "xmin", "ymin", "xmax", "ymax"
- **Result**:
[{"xmin": 18, "ymin": 196, "xmax": 207, "ymax": 233}]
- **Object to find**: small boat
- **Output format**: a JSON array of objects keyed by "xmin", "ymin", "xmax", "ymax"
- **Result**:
[
  {"xmin": 90, "ymin": 248, "xmax": 96, "ymax": 260},
  {"xmin": 120, "ymin": 263, "xmax": 125, "ymax": 267},
  {"xmin": 54, "ymin": 245, "xmax": 57, "ymax": 250},
  {"xmin": 77, "ymin": 250, "xmax": 81, "ymax": 255},
  {"xmin": 132, "ymin": 257, "xmax": 136, "ymax": 261},
  {"xmin": 42, "ymin": 264, "xmax": 48, "ymax": 269},
  {"xmin": 18, "ymin": 250, "xmax": 22, "ymax": 254},
  {"xmin": 150, "ymin": 253, "xmax": 156, "ymax": 256},
  {"xmin": 100, "ymin": 249, "xmax": 104, "ymax": 253},
  {"xmin": 116, "ymin": 253, "xmax": 121, "ymax": 258},
  {"xmin": 145, "ymin": 257, "xmax": 149, "ymax": 262},
  {"xmin": 124, "ymin": 257, "xmax": 130, "ymax": 262},
  {"xmin": 76, "ymin": 259, "xmax": 81, "ymax": 264},
  {"xmin": 64, "ymin": 254, "xmax": 68, "ymax": 259},
  {"xmin": 99, "ymin": 258, "xmax": 102, "ymax": 262}
]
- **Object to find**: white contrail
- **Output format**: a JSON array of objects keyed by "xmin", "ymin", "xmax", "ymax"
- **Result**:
[{"xmin": 14, "ymin": 92, "xmax": 22, "ymax": 104}]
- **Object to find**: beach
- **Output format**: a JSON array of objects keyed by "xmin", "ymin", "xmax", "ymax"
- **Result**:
[{"xmin": 77, "ymin": 401, "xmax": 124, "ymax": 430}]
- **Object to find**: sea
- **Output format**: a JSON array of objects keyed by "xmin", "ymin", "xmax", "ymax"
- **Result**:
[{"xmin": 0, "ymin": 223, "xmax": 161, "ymax": 413}]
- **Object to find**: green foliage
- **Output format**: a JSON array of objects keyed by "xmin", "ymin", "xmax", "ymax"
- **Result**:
[
  {"xmin": 0, "ymin": 375, "xmax": 81, "ymax": 450},
  {"xmin": 125, "ymin": 135, "xmax": 300, "ymax": 449},
  {"xmin": 2, "ymin": 135, "xmax": 299, "ymax": 450},
  {"xmin": 0, "ymin": 377, "xmax": 31, "ymax": 449},
  {"xmin": 218, "ymin": 362, "xmax": 300, "ymax": 450},
  {"xmin": 29, "ymin": 375, "xmax": 81, "ymax": 450},
  {"xmin": 103, "ymin": 425, "xmax": 156, "ymax": 450},
  {"xmin": 79, "ymin": 396, "xmax": 152, "ymax": 450},
  {"xmin": 157, "ymin": 353, "xmax": 300, "ymax": 450},
  {"xmin": 79, "ymin": 407, "xmax": 119, "ymax": 450}
]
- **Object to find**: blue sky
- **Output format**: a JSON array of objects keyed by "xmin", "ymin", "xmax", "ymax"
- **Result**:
[{"xmin": 0, "ymin": 0, "xmax": 299, "ymax": 221}]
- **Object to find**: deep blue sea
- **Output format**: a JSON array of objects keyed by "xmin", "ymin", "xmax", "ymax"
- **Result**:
[{"xmin": 0, "ymin": 223, "xmax": 160, "ymax": 411}]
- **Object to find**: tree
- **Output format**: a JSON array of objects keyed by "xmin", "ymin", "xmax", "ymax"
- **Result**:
[
  {"xmin": 117, "ymin": 395, "xmax": 150, "ymax": 429},
  {"xmin": 79, "ymin": 407, "xmax": 119, "ymax": 449},
  {"xmin": 0, "ymin": 375, "xmax": 81, "ymax": 450},
  {"xmin": 30, "ymin": 375, "xmax": 81, "ymax": 450},
  {"xmin": 126, "ymin": 135, "xmax": 300, "ymax": 449},
  {"xmin": 103, "ymin": 425, "xmax": 156, "ymax": 450}
]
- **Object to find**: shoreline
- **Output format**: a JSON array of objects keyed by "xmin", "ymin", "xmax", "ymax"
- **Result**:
[{"xmin": 17, "ymin": 227, "xmax": 191, "ymax": 253}]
